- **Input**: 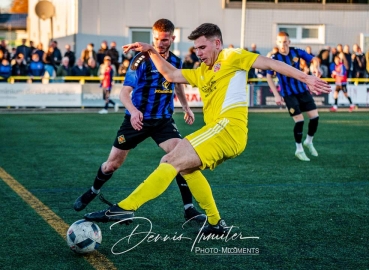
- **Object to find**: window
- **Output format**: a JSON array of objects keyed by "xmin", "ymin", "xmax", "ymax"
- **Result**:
[
  {"xmin": 129, "ymin": 28, "xmax": 152, "ymax": 44},
  {"xmin": 278, "ymin": 24, "xmax": 325, "ymax": 44}
]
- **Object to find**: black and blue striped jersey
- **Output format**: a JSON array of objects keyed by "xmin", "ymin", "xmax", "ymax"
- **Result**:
[
  {"xmin": 123, "ymin": 51, "xmax": 182, "ymax": 119},
  {"xmin": 267, "ymin": 47, "xmax": 313, "ymax": 97}
]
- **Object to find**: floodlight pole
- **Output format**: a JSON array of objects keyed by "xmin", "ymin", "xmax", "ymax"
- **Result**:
[{"xmin": 240, "ymin": 0, "xmax": 247, "ymax": 49}]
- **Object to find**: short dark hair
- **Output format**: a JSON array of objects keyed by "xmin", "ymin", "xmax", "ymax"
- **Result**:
[
  {"xmin": 188, "ymin": 23, "xmax": 223, "ymax": 45},
  {"xmin": 152, "ymin": 19, "xmax": 175, "ymax": 34}
]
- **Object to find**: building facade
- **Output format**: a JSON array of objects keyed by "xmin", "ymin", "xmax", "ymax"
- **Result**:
[{"xmin": 28, "ymin": 0, "xmax": 369, "ymax": 57}]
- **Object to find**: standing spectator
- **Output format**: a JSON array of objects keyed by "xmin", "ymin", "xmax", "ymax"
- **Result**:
[
  {"xmin": 34, "ymin": 43, "xmax": 44, "ymax": 62},
  {"xmin": 107, "ymin": 41, "xmax": 120, "ymax": 72},
  {"xmin": 28, "ymin": 53, "xmax": 45, "ymax": 81},
  {"xmin": 250, "ymin": 43, "xmax": 260, "ymax": 54},
  {"xmin": 189, "ymin": 46, "xmax": 199, "ymax": 68},
  {"xmin": 15, "ymin": 38, "xmax": 31, "ymax": 63},
  {"xmin": 0, "ymin": 40, "xmax": 11, "ymax": 61},
  {"xmin": 51, "ymin": 40, "xmax": 62, "ymax": 68},
  {"xmin": 81, "ymin": 43, "xmax": 97, "ymax": 65},
  {"xmin": 305, "ymin": 46, "xmax": 314, "ymax": 56},
  {"xmin": 64, "ymin": 44, "xmax": 76, "ymax": 68},
  {"xmin": 11, "ymin": 54, "xmax": 28, "ymax": 77},
  {"xmin": 330, "ymin": 55, "xmax": 355, "ymax": 112},
  {"xmin": 317, "ymin": 46, "xmax": 331, "ymax": 78},
  {"xmin": 343, "ymin": 45, "xmax": 352, "ymax": 78},
  {"xmin": 97, "ymin": 40, "xmax": 109, "ymax": 66},
  {"xmin": 249, "ymin": 43, "xmax": 260, "ymax": 79},
  {"xmin": 0, "ymin": 59, "xmax": 11, "ymax": 82},
  {"xmin": 56, "ymin": 57, "xmax": 71, "ymax": 77},
  {"xmin": 352, "ymin": 44, "xmax": 366, "ymax": 80},
  {"xmin": 71, "ymin": 58, "xmax": 90, "ymax": 76},
  {"xmin": 43, "ymin": 45, "xmax": 56, "ymax": 77},
  {"xmin": 182, "ymin": 53, "xmax": 195, "ymax": 69},
  {"xmin": 98, "ymin": 56, "xmax": 117, "ymax": 114},
  {"xmin": 29, "ymin": 41, "xmax": 36, "ymax": 54},
  {"xmin": 118, "ymin": 59, "xmax": 130, "ymax": 76},
  {"xmin": 87, "ymin": 58, "xmax": 99, "ymax": 77}
]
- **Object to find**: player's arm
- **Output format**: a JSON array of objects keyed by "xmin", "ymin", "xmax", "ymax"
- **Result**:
[
  {"xmin": 123, "ymin": 42, "xmax": 188, "ymax": 84},
  {"xmin": 266, "ymin": 73, "xmax": 283, "ymax": 105},
  {"xmin": 252, "ymin": 55, "xmax": 331, "ymax": 94},
  {"xmin": 174, "ymin": 83, "xmax": 194, "ymax": 125},
  {"xmin": 120, "ymin": 85, "xmax": 143, "ymax": 131}
]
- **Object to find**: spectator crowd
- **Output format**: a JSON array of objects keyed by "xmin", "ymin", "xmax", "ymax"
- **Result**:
[
  {"xmin": 0, "ymin": 39, "xmax": 135, "ymax": 82},
  {"xmin": 0, "ymin": 38, "xmax": 368, "ymax": 82}
]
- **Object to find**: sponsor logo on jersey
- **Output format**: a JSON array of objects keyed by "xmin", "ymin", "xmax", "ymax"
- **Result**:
[{"xmin": 155, "ymin": 89, "xmax": 173, "ymax": 94}]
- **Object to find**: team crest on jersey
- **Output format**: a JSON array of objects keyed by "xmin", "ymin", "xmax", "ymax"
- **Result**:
[
  {"xmin": 117, "ymin": 135, "xmax": 126, "ymax": 144},
  {"xmin": 213, "ymin": 63, "xmax": 221, "ymax": 72},
  {"xmin": 292, "ymin": 57, "xmax": 299, "ymax": 64},
  {"xmin": 289, "ymin": 108, "xmax": 295, "ymax": 114}
]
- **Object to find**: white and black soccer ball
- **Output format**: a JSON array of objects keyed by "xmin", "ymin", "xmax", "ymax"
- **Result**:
[{"xmin": 66, "ymin": 219, "xmax": 102, "ymax": 254}]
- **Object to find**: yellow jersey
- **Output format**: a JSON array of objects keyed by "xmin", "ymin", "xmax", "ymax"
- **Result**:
[{"xmin": 181, "ymin": 48, "xmax": 259, "ymax": 129}]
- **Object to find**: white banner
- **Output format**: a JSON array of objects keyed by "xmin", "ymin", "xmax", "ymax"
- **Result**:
[
  {"xmin": 0, "ymin": 83, "xmax": 82, "ymax": 106},
  {"xmin": 328, "ymin": 84, "xmax": 369, "ymax": 105}
]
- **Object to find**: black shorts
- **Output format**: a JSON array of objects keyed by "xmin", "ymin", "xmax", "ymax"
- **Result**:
[
  {"xmin": 283, "ymin": 91, "xmax": 317, "ymax": 117},
  {"xmin": 113, "ymin": 115, "xmax": 182, "ymax": 150},
  {"xmin": 335, "ymin": 85, "xmax": 348, "ymax": 93}
]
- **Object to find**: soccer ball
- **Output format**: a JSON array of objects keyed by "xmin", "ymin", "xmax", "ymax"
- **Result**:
[{"xmin": 66, "ymin": 219, "xmax": 102, "ymax": 254}]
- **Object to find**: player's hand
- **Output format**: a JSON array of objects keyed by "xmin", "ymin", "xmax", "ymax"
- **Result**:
[
  {"xmin": 306, "ymin": 75, "xmax": 331, "ymax": 95},
  {"xmin": 123, "ymin": 42, "xmax": 152, "ymax": 53},
  {"xmin": 183, "ymin": 108, "xmax": 195, "ymax": 125},
  {"xmin": 130, "ymin": 110, "xmax": 143, "ymax": 131},
  {"xmin": 275, "ymin": 96, "xmax": 284, "ymax": 106}
]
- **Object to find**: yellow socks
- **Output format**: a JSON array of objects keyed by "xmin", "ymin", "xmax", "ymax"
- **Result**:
[
  {"xmin": 118, "ymin": 163, "xmax": 177, "ymax": 210},
  {"xmin": 183, "ymin": 171, "xmax": 221, "ymax": 225}
]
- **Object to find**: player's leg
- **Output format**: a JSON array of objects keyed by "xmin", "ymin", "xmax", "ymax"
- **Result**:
[
  {"xmin": 342, "ymin": 85, "xmax": 355, "ymax": 112},
  {"xmin": 155, "ymin": 118, "xmax": 205, "ymax": 222},
  {"xmin": 74, "ymin": 115, "xmax": 147, "ymax": 211},
  {"xmin": 84, "ymin": 119, "xmax": 240, "ymax": 233},
  {"xmin": 284, "ymin": 95, "xmax": 309, "ymax": 161},
  {"xmin": 73, "ymin": 147, "xmax": 129, "ymax": 211},
  {"xmin": 99, "ymin": 88, "xmax": 109, "ymax": 114},
  {"xmin": 330, "ymin": 86, "xmax": 340, "ymax": 112},
  {"xmin": 302, "ymin": 91, "xmax": 319, "ymax": 157}
]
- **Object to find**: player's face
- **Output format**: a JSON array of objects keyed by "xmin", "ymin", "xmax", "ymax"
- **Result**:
[
  {"xmin": 276, "ymin": 36, "xmax": 290, "ymax": 54},
  {"xmin": 193, "ymin": 36, "xmax": 221, "ymax": 67},
  {"xmin": 152, "ymin": 30, "xmax": 174, "ymax": 55}
]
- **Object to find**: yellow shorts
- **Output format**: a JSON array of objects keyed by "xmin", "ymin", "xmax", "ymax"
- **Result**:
[{"xmin": 185, "ymin": 118, "xmax": 248, "ymax": 170}]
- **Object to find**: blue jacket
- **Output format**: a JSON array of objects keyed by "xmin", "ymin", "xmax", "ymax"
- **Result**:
[
  {"xmin": 28, "ymin": 61, "xmax": 45, "ymax": 76},
  {"xmin": 0, "ymin": 63, "xmax": 12, "ymax": 80}
]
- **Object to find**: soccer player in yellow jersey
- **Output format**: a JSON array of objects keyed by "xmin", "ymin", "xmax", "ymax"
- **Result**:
[{"xmin": 84, "ymin": 23, "xmax": 331, "ymax": 235}]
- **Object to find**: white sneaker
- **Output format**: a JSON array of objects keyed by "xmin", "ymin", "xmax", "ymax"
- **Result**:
[
  {"xmin": 303, "ymin": 141, "xmax": 318, "ymax": 157},
  {"xmin": 295, "ymin": 150, "xmax": 310, "ymax": 161},
  {"xmin": 98, "ymin": 109, "xmax": 108, "ymax": 114},
  {"xmin": 114, "ymin": 103, "xmax": 119, "ymax": 112}
]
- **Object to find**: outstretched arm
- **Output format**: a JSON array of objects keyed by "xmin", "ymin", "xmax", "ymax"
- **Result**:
[
  {"xmin": 123, "ymin": 42, "xmax": 188, "ymax": 84},
  {"xmin": 253, "ymin": 55, "xmax": 331, "ymax": 95}
]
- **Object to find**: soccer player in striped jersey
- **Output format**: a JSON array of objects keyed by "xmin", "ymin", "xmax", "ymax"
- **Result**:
[
  {"xmin": 266, "ymin": 31, "xmax": 323, "ymax": 161},
  {"xmin": 84, "ymin": 23, "xmax": 331, "ymax": 235},
  {"xmin": 74, "ymin": 19, "xmax": 206, "ymax": 223}
]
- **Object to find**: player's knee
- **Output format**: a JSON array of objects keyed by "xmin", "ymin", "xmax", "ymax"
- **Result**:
[{"xmin": 103, "ymin": 162, "xmax": 120, "ymax": 173}]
